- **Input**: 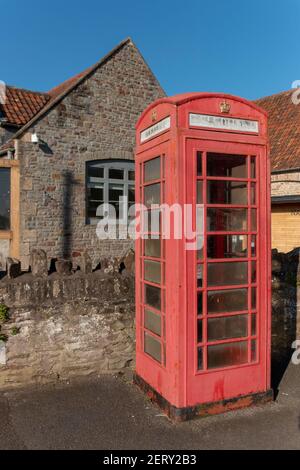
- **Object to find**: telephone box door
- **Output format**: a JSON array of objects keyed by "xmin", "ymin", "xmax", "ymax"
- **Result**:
[{"xmin": 186, "ymin": 138, "xmax": 270, "ymax": 405}]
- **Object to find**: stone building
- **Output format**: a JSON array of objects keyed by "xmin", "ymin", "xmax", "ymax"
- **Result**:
[
  {"xmin": 0, "ymin": 38, "xmax": 165, "ymax": 269},
  {"xmin": 256, "ymin": 90, "xmax": 300, "ymax": 253}
]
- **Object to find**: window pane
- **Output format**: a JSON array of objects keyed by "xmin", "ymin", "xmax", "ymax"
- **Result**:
[
  {"xmin": 128, "ymin": 170, "xmax": 135, "ymax": 181},
  {"xmin": 88, "ymin": 187, "xmax": 103, "ymax": 201},
  {"xmin": 207, "ymin": 288, "xmax": 248, "ymax": 314},
  {"xmin": 207, "ymin": 315, "xmax": 248, "ymax": 341},
  {"xmin": 207, "ymin": 235, "xmax": 247, "ymax": 259},
  {"xmin": 197, "ymin": 181, "xmax": 203, "ymax": 204},
  {"xmin": 251, "ymin": 156, "xmax": 256, "ymax": 178},
  {"xmin": 251, "ymin": 314, "xmax": 257, "ymax": 336},
  {"xmin": 144, "ymin": 309, "xmax": 161, "ymax": 336},
  {"xmin": 144, "ymin": 157, "xmax": 161, "ymax": 182},
  {"xmin": 197, "ymin": 347, "xmax": 203, "ymax": 370},
  {"xmin": 207, "ymin": 153, "xmax": 247, "ymax": 178},
  {"xmin": 109, "ymin": 184, "xmax": 123, "ymax": 201},
  {"xmin": 207, "ymin": 181, "xmax": 247, "ymax": 205},
  {"xmin": 197, "ymin": 320, "xmax": 203, "ymax": 343},
  {"xmin": 197, "ymin": 236, "xmax": 204, "ymax": 260},
  {"xmin": 251, "ymin": 261, "xmax": 257, "ymax": 283},
  {"xmin": 251, "ymin": 288, "xmax": 256, "ymax": 309},
  {"xmin": 198, "ymin": 291, "xmax": 203, "ymax": 315},
  {"xmin": 144, "ymin": 260, "xmax": 161, "ymax": 284},
  {"xmin": 144, "ymin": 239, "xmax": 161, "ymax": 258},
  {"xmin": 207, "ymin": 261, "xmax": 248, "ymax": 287},
  {"xmin": 197, "ymin": 152, "xmax": 202, "ymax": 176},
  {"xmin": 197, "ymin": 264, "xmax": 203, "ymax": 288},
  {"xmin": 0, "ymin": 168, "xmax": 10, "ymax": 230},
  {"xmin": 144, "ymin": 183, "xmax": 160, "ymax": 207},
  {"xmin": 88, "ymin": 165, "xmax": 104, "ymax": 179},
  {"xmin": 251, "ymin": 235, "xmax": 256, "ymax": 257},
  {"xmin": 143, "ymin": 209, "xmax": 161, "ymax": 233},
  {"xmin": 144, "ymin": 332, "xmax": 161, "ymax": 363},
  {"xmin": 251, "ymin": 340, "xmax": 257, "ymax": 362},
  {"xmin": 109, "ymin": 168, "xmax": 124, "ymax": 179},
  {"xmin": 251, "ymin": 183, "xmax": 256, "ymax": 205},
  {"xmin": 251, "ymin": 209, "xmax": 257, "ymax": 231},
  {"xmin": 145, "ymin": 284, "xmax": 161, "ymax": 310},
  {"xmin": 128, "ymin": 186, "xmax": 135, "ymax": 203},
  {"xmin": 208, "ymin": 341, "xmax": 248, "ymax": 369},
  {"xmin": 207, "ymin": 208, "xmax": 247, "ymax": 232}
]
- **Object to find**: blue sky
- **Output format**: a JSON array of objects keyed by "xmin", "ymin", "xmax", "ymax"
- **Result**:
[{"xmin": 1, "ymin": 0, "xmax": 299, "ymax": 100}]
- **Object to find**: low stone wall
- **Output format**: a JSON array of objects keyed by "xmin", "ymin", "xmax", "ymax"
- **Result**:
[
  {"xmin": 0, "ymin": 270, "xmax": 135, "ymax": 390},
  {"xmin": 272, "ymin": 248, "xmax": 300, "ymax": 387}
]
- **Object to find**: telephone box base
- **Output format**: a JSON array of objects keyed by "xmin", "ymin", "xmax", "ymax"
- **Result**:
[{"xmin": 134, "ymin": 373, "xmax": 273, "ymax": 422}]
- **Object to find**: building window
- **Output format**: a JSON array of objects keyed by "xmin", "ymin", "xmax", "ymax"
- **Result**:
[
  {"xmin": 0, "ymin": 168, "xmax": 10, "ymax": 230},
  {"xmin": 86, "ymin": 160, "xmax": 135, "ymax": 225}
]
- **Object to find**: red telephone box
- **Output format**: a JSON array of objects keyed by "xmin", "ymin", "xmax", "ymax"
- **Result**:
[{"xmin": 134, "ymin": 93, "xmax": 272, "ymax": 421}]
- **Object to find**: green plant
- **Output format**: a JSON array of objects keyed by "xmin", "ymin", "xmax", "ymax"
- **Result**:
[
  {"xmin": 0, "ymin": 304, "xmax": 9, "ymax": 323},
  {"xmin": 11, "ymin": 326, "xmax": 20, "ymax": 336},
  {"xmin": 0, "ymin": 333, "xmax": 8, "ymax": 342}
]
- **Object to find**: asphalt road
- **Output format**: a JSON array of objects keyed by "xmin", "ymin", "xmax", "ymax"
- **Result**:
[{"xmin": 0, "ymin": 364, "xmax": 299, "ymax": 450}]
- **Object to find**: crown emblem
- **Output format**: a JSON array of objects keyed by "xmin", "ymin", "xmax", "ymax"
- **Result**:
[
  {"xmin": 220, "ymin": 100, "xmax": 231, "ymax": 114},
  {"xmin": 151, "ymin": 110, "xmax": 157, "ymax": 122}
]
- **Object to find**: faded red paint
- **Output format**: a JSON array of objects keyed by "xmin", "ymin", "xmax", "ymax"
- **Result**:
[{"xmin": 135, "ymin": 93, "xmax": 272, "ymax": 418}]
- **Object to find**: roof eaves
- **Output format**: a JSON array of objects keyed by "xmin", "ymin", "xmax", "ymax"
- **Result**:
[{"xmin": 8, "ymin": 37, "xmax": 133, "ymax": 142}]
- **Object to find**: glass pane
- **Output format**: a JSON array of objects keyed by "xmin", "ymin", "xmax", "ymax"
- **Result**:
[
  {"xmin": 207, "ymin": 208, "xmax": 247, "ymax": 232},
  {"xmin": 197, "ymin": 291, "xmax": 203, "ymax": 315},
  {"xmin": 0, "ymin": 168, "xmax": 10, "ymax": 230},
  {"xmin": 129, "ymin": 170, "xmax": 135, "ymax": 181},
  {"xmin": 197, "ymin": 264, "xmax": 203, "ymax": 288},
  {"xmin": 208, "ymin": 235, "xmax": 247, "ymax": 259},
  {"xmin": 207, "ymin": 153, "xmax": 247, "ymax": 178},
  {"xmin": 197, "ymin": 347, "xmax": 203, "ymax": 370},
  {"xmin": 197, "ymin": 152, "xmax": 202, "ymax": 176},
  {"xmin": 208, "ymin": 341, "xmax": 248, "ymax": 369},
  {"xmin": 207, "ymin": 261, "xmax": 248, "ymax": 287},
  {"xmin": 197, "ymin": 236, "xmax": 204, "ymax": 260},
  {"xmin": 251, "ymin": 183, "xmax": 256, "ymax": 205},
  {"xmin": 251, "ymin": 288, "xmax": 256, "ymax": 310},
  {"xmin": 143, "ymin": 209, "xmax": 161, "ymax": 233},
  {"xmin": 144, "ymin": 260, "xmax": 161, "ymax": 284},
  {"xmin": 144, "ymin": 239, "xmax": 161, "ymax": 258},
  {"xmin": 144, "ymin": 309, "xmax": 161, "ymax": 336},
  {"xmin": 144, "ymin": 157, "xmax": 161, "ymax": 182},
  {"xmin": 88, "ymin": 187, "xmax": 103, "ymax": 201},
  {"xmin": 88, "ymin": 165, "xmax": 104, "ymax": 179},
  {"xmin": 207, "ymin": 288, "xmax": 248, "ymax": 314},
  {"xmin": 109, "ymin": 184, "xmax": 123, "ymax": 201},
  {"xmin": 197, "ymin": 181, "xmax": 203, "ymax": 204},
  {"xmin": 251, "ymin": 314, "xmax": 257, "ymax": 336},
  {"xmin": 197, "ymin": 320, "xmax": 203, "ymax": 343},
  {"xmin": 251, "ymin": 156, "xmax": 256, "ymax": 179},
  {"xmin": 144, "ymin": 332, "xmax": 161, "ymax": 363},
  {"xmin": 144, "ymin": 183, "xmax": 160, "ymax": 207},
  {"xmin": 251, "ymin": 209, "xmax": 257, "ymax": 231},
  {"xmin": 207, "ymin": 315, "xmax": 248, "ymax": 341},
  {"xmin": 207, "ymin": 181, "xmax": 247, "ymax": 205},
  {"xmin": 251, "ymin": 235, "xmax": 256, "ymax": 257},
  {"xmin": 145, "ymin": 284, "xmax": 161, "ymax": 310},
  {"xmin": 251, "ymin": 340, "xmax": 257, "ymax": 362},
  {"xmin": 251, "ymin": 261, "xmax": 257, "ymax": 283},
  {"xmin": 128, "ymin": 187, "xmax": 135, "ymax": 202},
  {"xmin": 109, "ymin": 168, "xmax": 124, "ymax": 179}
]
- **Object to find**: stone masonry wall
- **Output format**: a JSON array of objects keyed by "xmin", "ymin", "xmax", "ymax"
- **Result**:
[
  {"xmin": 0, "ymin": 269, "xmax": 135, "ymax": 390},
  {"xmin": 17, "ymin": 41, "xmax": 165, "ymax": 269}
]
